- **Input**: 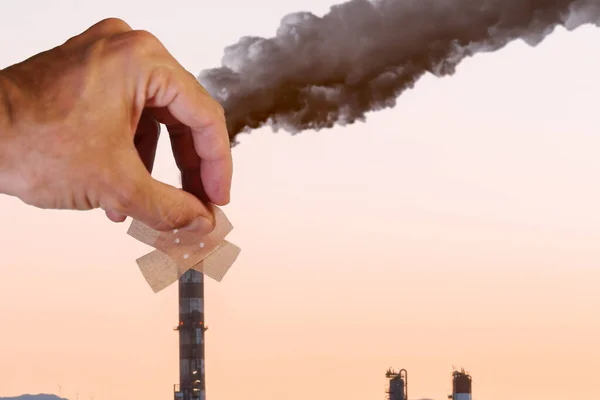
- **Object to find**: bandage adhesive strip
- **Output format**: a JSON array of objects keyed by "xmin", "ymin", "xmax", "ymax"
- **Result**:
[{"xmin": 127, "ymin": 206, "xmax": 240, "ymax": 293}]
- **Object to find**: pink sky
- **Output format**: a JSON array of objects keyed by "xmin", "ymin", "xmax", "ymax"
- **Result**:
[{"xmin": 1, "ymin": 2, "xmax": 599, "ymax": 400}]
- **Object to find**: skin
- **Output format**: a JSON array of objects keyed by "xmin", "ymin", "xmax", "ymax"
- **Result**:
[{"xmin": 0, "ymin": 18, "xmax": 232, "ymax": 234}]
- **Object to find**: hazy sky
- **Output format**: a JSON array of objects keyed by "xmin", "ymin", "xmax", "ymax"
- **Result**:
[{"xmin": 1, "ymin": 1, "xmax": 599, "ymax": 400}]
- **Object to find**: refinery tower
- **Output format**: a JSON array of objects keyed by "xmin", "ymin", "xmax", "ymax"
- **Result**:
[
  {"xmin": 448, "ymin": 369, "xmax": 472, "ymax": 400},
  {"xmin": 386, "ymin": 368, "xmax": 408, "ymax": 400}
]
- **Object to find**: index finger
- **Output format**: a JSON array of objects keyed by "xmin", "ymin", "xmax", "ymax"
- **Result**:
[
  {"xmin": 124, "ymin": 31, "xmax": 233, "ymax": 205},
  {"xmin": 149, "ymin": 84, "xmax": 232, "ymax": 206},
  {"xmin": 175, "ymin": 85, "xmax": 232, "ymax": 206}
]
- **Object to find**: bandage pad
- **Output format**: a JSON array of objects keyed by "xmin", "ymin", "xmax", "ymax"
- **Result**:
[{"xmin": 127, "ymin": 206, "xmax": 240, "ymax": 293}]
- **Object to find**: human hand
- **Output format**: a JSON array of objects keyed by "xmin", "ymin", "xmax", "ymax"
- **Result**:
[{"xmin": 0, "ymin": 18, "xmax": 232, "ymax": 234}]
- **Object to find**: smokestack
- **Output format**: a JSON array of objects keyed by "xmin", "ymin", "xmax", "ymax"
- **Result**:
[
  {"xmin": 174, "ymin": 271, "xmax": 206, "ymax": 400},
  {"xmin": 199, "ymin": 0, "xmax": 600, "ymax": 144},
  {"xmin": 449, "ymin": 369, "xmax": 472, "ymax": 400}
]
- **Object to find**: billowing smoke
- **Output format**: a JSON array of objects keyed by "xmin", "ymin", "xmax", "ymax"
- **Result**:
[{"xmin": 198, "ymin": 0, "xmax": 600, "ymax": 144}]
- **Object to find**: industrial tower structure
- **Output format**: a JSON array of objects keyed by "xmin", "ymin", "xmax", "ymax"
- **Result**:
[
  {"xmin": 174, "ymin": 270, "xmax": 206, "ymax": 400},
  {"xmin": 385, "ymin": 368, "xmax": 408, "ymax": 400},
  {"xmin": 448, "ymin": 369, "xmax": 472, "ymax": 400}
]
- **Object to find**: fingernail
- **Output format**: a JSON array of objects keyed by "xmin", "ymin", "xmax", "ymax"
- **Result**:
[{"xmin": 181, "ymin": 216, "xmax": 214, "ymax": 235}]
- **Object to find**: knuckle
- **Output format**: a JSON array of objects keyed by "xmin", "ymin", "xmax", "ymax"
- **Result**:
[
  {"xmin": 97, "ymin": 17, "xmax": 132, "ymax": 33},
  {"xmin": 103, "ymin": 29, "xmax": 162, "ymax": 62},
  {"xmin": 108, "ymin": 179, "xmax": 143, "ymax": 213},
  {"xmin": 189, "ymin": 71, "xmax": 205, "ymax": 89},
  {"xmin": 154, "ymin": 203, "xmax": 187, "ymax": 231},
  {"xmin": 124, "ymin": 29, "xmax": 161, "ymax": 51},
  {"xmin": 19, "ymin": 183, "xmax": 55, "ymax": 209},
  {"xmin": 213, "ymin": 101, "xmax": 226, "ymax": 119},
  {"xmin": 20, "ymin": 191, "xmax": 44, "ymax": 208},
  {"xmin": 191, "ymin": 74, "xmax": 226, "ymax": 117},
  {"xmin": 19, "ymin": 172, "xmax": 46, "ymax": 207}
]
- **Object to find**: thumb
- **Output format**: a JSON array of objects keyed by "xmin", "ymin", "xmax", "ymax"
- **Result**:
[{"xmin": 105, "ymin": 161, "xmax": 215, "ymax": 234}]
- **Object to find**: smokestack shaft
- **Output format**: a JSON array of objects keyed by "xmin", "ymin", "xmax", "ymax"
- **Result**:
[{"xmin": 178, "ymin": 270, "xmax": 206, "ymax": 400}]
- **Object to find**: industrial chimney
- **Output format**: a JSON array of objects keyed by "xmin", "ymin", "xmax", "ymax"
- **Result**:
[
  {"xmin": 173, "ymin": 270, "xmax": 206, "ymax": 400},
  {"xmin": 385, "ymin": 368, "xmax": 408, "ymax": 400},
  {"xmin": 448, "ymin": 369, "xmax": 472, "ymax": 400}
]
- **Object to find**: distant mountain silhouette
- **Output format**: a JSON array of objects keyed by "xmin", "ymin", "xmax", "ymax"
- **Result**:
[{"xmin": 0, "ymin": 395, "xmax": 66, "ymax": 400}]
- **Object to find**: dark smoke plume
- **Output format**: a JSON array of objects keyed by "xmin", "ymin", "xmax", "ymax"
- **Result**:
[{"xmin": 198, "ymin": 0, "xmax": 600, "ymax": 144}]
